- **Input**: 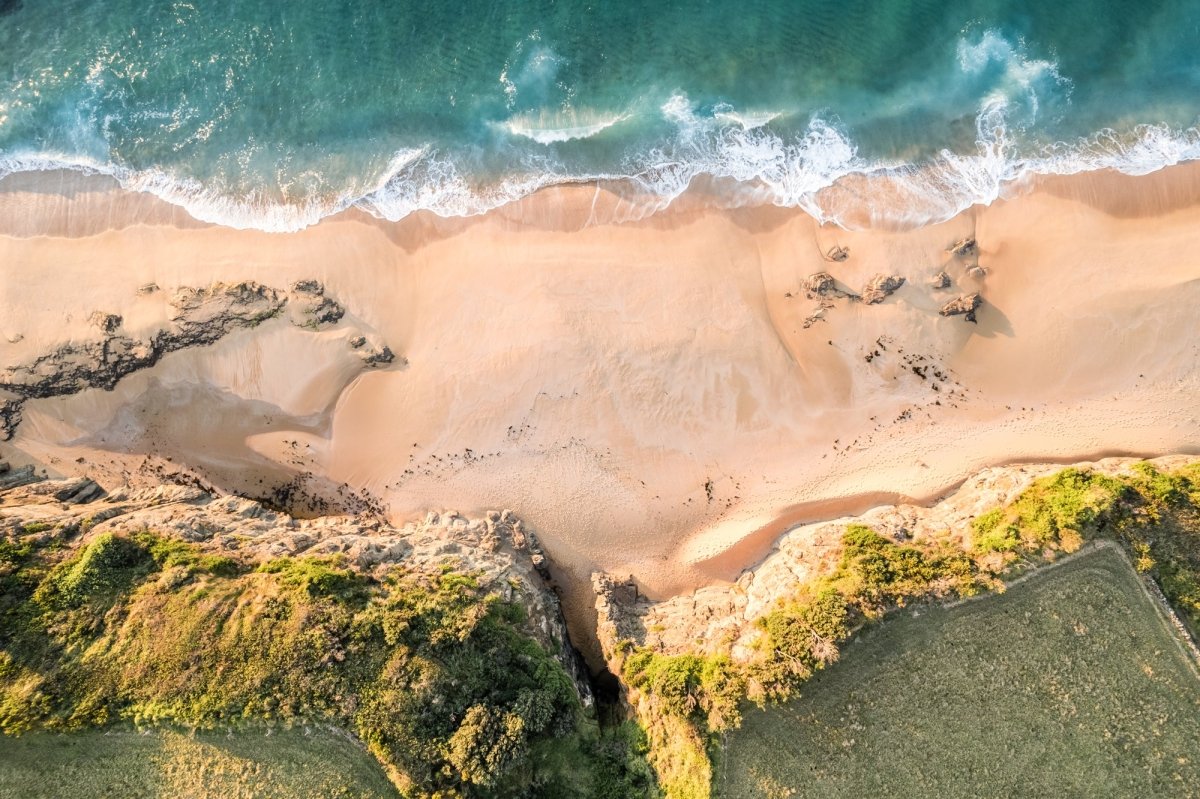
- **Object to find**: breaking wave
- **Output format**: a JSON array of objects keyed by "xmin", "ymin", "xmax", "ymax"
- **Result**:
[{"xmin": 1, "ymin": 31, "xmax": 1197, "ymax": 233}]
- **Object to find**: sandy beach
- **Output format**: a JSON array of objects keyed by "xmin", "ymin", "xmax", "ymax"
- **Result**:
[{"xmin": 3, "ymin": 164, "xmax": 1199, "ymax": 637}]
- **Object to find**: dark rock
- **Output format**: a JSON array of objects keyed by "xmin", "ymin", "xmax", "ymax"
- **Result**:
[
  {"xmin": 89, "ymin": 312, "xmax": 123, "ymax": 333},
  {"xmin": 860, "ymin": 274, "xmax": 906, "ymax": 305},
  {"xmin": 0, "ymin": 464, "xmax": 41, "ymax": 491},
  {"xmin": 930, "ymin": 271, "xmax": 952, "ymax": 290},
  {"xmin": 363, "ymin": 346, "xmax": 395, "ymax": 367},
  {"xmin": 348, "ymin": 335, "xmax": 367, "ymax": 349},
  {"xmin": 0, "ymin": 282, "xmax": 284, "ymax": 439},
  {"xmin": 1, "ymin": 398, "xmax": 21, "ymax": 441},
  {"xmin": 289, "ymin": 281, "xmax": 345, "ymax": 327},
  {"xmin": 947, "ymin": 237, "xmax": 977, "ymax": 257},
  {"xmin": 824, "ymin": 245, "xmax": 850, "ymax": 262},
  {"xmin": 53, "ymin": 478, "xmax": 106, "ymax": 505},
  {"xmin": 939, "ymin": 293, "xmax": 983, "ymax": 323},
  {"xmin": 804, "ymin": 272, "xmax": 839, "ymax": 296},
  {"xmin": 290, "ymin": 279, "xmax": 324, "ymax": 295}
]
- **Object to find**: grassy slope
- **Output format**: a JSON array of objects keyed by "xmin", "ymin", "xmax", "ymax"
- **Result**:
[
  {"xmin": 717, "ymin": 545, "xmax": 1200, "ymax": 799},
  {"xmin": 0, "ymin": 533, "xmax": 656, "ymax": 799},
  {"xmin": 616, "ymin": 462, "xmax": 1200, "ymax": 799},
  {"xmin": 0, "ymin": 727, "xmax": 399, "ymax": 799}
]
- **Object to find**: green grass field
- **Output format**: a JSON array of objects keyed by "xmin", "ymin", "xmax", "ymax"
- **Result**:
[
  {"xmin": 0, "ymin": 726, "xmax": 400, "ymax": 799},
  {"xmin": 717, "ymin": 545, "xmax": 1200, "ymax": 799}
]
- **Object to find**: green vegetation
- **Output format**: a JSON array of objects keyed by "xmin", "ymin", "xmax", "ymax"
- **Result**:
[
  {"xmin": 0, "ymin": 727, "xmax": 398, "ymax": 799},
  {"xmin": 0, "ymin": 530, "xmax": 654, "ymax": 798},
  {"xmin": 619, "ymin": 462, "xmax": 1200, "ymax": 798},
  {"xmin": 6, "ymin": 461, "xmax": 1200, "ymax": 799},
  {"xmin": 718, "ymin": 545, "xmax": 1200, "ymax": 798},
  {"xmin": 617, "ymin": 521, "xmax": 986, "ymax": 797}
]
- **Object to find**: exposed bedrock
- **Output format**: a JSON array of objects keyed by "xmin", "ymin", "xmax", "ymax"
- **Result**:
[
  {"xmin": 0, "ymin": 280, "xmax": 394, "ymax": 440},
  {"xmin": 0, "ymin": 474, "xmax": 593, "ymax": 705},
  {"xmin": 590, "ymin": 455, "xmax": 1195, "ymax": 671}
]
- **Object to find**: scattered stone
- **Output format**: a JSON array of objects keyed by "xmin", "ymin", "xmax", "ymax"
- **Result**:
[
  {"xmin": 348, "ymin": 335, "xmax": 367, "ymax": 349},
  {"xmin": 88, "ymin": 312, "xmax": 123, "ymax": 333},
  {"xmin": 860, "ymin": 274, "xmax": 906, "ymax": 305},
  {"xmin": 939, "ymin": 293, "xmax": 983, "ymax": 323},
  {"xmin": 802, "ymin": 305, "xmax": 829, "ymax": 329},
  {"xmin": 824, "ymin": 245, "xmax": 850, "ymax": 262},
  {"xmin": 930, "ymin": 271, "xmax": 952, "ymax": 290},
  {"xmin": 947, "ymin": 237, "xmax": 977, "ymax": 257}
]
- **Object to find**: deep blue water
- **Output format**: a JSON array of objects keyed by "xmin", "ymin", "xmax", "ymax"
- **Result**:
[{"xmin": 1, "ymin": 0, "xmax": 1198, "ymax": 229}]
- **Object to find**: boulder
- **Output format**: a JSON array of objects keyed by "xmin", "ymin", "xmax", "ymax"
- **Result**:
[
  {"xmin": 804, "ymin": 271, "xmax": 839, "ymax": 297},
  {"xmin": 824, "ymin": 245, "xmax": 849, "ymax": 262},
  {"xmin": 860, "ymin": 274, "xmax": 906, "ymax": 305},
  {"xmin": 930, "ymin": 271, "xmax": 952, "ymax": 290},
  {"xmin": 947, "ymin": 237, "xmax": 977, "ymax": 257},
  {"xmin": 939, "ymin": 293, "xmax": 983, "ymax": 323}
]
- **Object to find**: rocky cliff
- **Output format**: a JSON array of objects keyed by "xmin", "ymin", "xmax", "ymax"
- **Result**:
[
  {"xmin": 0, "ymin": 471, "xmax": 591, "ymax": 706},
  {"xmin": 593, "ymin": 455, "xmax": 1197, "ymax": 670}
]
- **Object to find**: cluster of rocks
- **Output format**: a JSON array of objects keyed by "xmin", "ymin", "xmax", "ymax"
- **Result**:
[
  {"xmin": 794, "ymin": 234, "xmax": 988, "ymax": 328},
  {"xmin": 0, "ymin": 280, "xmax": 395, "ymax": 440}
]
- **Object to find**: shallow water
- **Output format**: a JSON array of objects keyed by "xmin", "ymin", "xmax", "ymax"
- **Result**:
[{"xmin": 0, "ymin": 0, "xmax": 1197, "ymax": 229}]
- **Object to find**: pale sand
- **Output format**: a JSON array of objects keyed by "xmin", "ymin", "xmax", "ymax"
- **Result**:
[{"xmin": 2, "ymin": 165, "xmax": 1200, "ymax": 642}]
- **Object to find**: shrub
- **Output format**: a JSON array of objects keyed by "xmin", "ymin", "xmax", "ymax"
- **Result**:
[{"xmin": 32, "ymin": 533, "xmax": 152, "ymax": 610}]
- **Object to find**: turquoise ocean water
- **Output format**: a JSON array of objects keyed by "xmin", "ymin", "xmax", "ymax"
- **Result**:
[{"xmin": 0, "ymin": 0, "xmax": 1198, "ymax": 230}]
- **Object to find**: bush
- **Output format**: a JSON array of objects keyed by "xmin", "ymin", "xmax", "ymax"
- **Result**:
[{"xmin": 32, "ymin": 533, "xmax": 152, "ymax": 610}]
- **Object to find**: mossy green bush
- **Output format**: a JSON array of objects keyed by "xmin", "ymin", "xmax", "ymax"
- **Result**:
[{"xmin": 0, "ymin": 530, "xmax": 653, "ymax": 798}]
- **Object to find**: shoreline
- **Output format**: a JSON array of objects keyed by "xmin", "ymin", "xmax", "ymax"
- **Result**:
[{"xmin": 3, "ymin": 162, "xmax": 1200, "ymax": 642}]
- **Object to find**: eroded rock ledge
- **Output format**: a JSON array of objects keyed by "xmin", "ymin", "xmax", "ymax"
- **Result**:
[
  {"xmin": 0, "ymin": 474, "xmax": 589, "ymax": 703},
  {"xmin": 592, "ymin": 455, "xmax": 1195, "ymax": 669},
  {"xmin": 0, "ymin": 280, "xmax": 395, "ymax": 440}
]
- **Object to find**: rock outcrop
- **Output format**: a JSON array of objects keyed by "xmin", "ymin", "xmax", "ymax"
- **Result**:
[
  {"xmin": 824, "ymin": 245, "xmax": 850, "ymax": 262},
  {"xmin": 947, "ymin": 236, "xmax": 977, "ymax": 257},
  {"xmin": 930, "ymin": 270, "xmax": 952, "ymax": 289},
  {"xmin": 0, "ymin": 280, "xmax": 393, "ymax": 440},
  {"xmin": 804, "ymin": 271, "xmax": 839, "ymax": 297},
  {"xmin": 939, "ymin": 292, "xmax": 983, "ymax": 322},
  {"xmin": 859, "ymin": 273, "xmax": 906, "ymax": 305},
  {"xmin": 0, "ymin": 473, "xmax": 591, "ymax": 704},
  {"xmin": 591, "ymin": 456, "xmax": 1193, "ymax": 671},
  {"xmin": 288, "ymin": 279, "xmax": 345, "ymax": 328}
]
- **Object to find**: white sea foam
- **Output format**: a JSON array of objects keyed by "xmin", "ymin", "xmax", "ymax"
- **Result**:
[
  {"xmin": 713, "ymin": 103, "xmax": 783, "ymax": 130},
  {"xmin": 503, "ymin": 109, "xmax": 630, "ymax": 144},
  {"xmin": 2, "ymin": 32, "xmax": 1199, "ymax": 234}
]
